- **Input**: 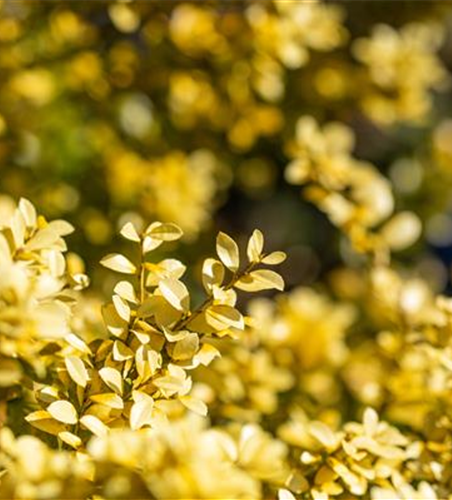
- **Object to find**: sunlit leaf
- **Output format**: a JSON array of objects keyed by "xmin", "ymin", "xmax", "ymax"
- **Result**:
[
  {"xmin": 47, "ymin": 220, "xmax": 75, "ymax": 237},
  {"xmin": 99, "ymin": 367, "xmax": 123, "ymax": 395},
  {"xmin": 180, "ymin": 395, "xmax": 208, "ymax": 416},
  {"xmin": 159, "ymin": 277, "xmax": 190, "ymax": 312},
  {"xmin": 130, "ymin": 399, "xmax": 154, "ymax": 430},
  {"xmin": 114, "ymin": 280, "xmax": 138, "ymax": 303},
  {"xmin": 261, "ymin": 251, "xmax": 287, "ymax": 265},
  {"xmin": 65, "ymin": 356, "xmax": 89, "ymax": 388},
  {"xmin": 202, "ymin": 258, "xmax": 225, "ymax": 292},
  {"xmin": 216, "ymin": 231, "xmax": 239, "ymax": 272},
  {"xmin": 172, "ymin": 332, "xmax": 199, "ymax": 361},
  {"xmin": 205, "ymin": 304, "xmax": 244, "ymax": 331},
  {"xmin": 58, "ymin": 431, "xmax": 82, "ymax": 449},
  {"xmin": 247, "ymin": 229, "xmax": 264, "ymax": 263},
  {"xmin": 145, "ymin": 222, "xmax": 183, "ymax": 241},
  {"xmin": 112, "ymin": 294, "xmax": 131, "ymax": 323},
  {"xmin": 113, "ymin": 340, "xmax": 134, "ymax": 361},
  {"xmin": 47, "ymin": 400, "xmax": 78, "ymax": 425},
  {"xmin": 80, "ymin": 415, "xmax": 109, "ymax": 437},
  {"xmin": 100, "ymin": 253, "xmax": 137, "ymax": 274},
  {"xmin": 119, "ymin": 221, "xmax": 141, "ymax": 242},
  {"xmin": 19, "ymin": 198, "xmax": 37, "ymax": 228},
  {"xmin": 235, "ymin": 269, "xmax": 284, "ymax": 292},
  {"xmin": 193, "ymin": 343, "xmax": 220, "ymax": 366},
  {"xmin": 90, "ymin": 393, "xmax": 124, "ymax": 410}
]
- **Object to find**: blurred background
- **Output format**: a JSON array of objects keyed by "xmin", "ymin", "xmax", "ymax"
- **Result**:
[{"xmin": 1, "ymin": 0, "xmax": 452, "ymax": 297}]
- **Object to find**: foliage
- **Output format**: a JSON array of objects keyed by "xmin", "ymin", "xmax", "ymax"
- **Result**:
[{"xmin": 2, "ymin": 1, "xmax": 452, "ymax": 499}]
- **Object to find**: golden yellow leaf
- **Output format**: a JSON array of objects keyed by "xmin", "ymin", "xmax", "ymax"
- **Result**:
[
  {"xmin": 47, "ymin": 400, "xmax": 78, "ymax": 425},
  {"xmin": 172, "ymin": 332, "xmax": 199, "ymax": 361},
  {"xmin": 180, "ymin": 395, "xmax": 208, "ymax": 416},
  {"xmin": 145, "ymin": 259, "xmax": 186, "ymax": 287},
  {"xmin": 132, "ymin": 390, "xmax": 154, "ymax": 404},
  {"xmin": 100, "ymin": 253, "xmax": 137, "ymax": 274},
  {"xmin": 119, "ymin": 221, "xmax": 141, "ymax": 242},
  {"xmin": 130, "ymin": 399, "xmax": 154, "ymax": 430},
  {"xmin": 38, "ymin": 386, "xmax": 60, "ymax": 404},
  {"xmin": 80, "ymin": 415, "xmax": 109, "ymax": 438},
  {"xmin": 112, "ymin": 294, "xmax": 131, "ymax": 323},
  {"xmin": 0, "ymin": 233, "xmax": 12, "ymax": 263},
  {"xmin": 113, "ymin": 340, "xmax": 134, "ymax": 361},
  {"xmin": 162, "ymin": 327, "xmax": 190, "ymax": 342},
  {"xmin": 142, "ymin": 235, "xmax": 163, "ymax": 253},
  {"xmin": 131, "ymin": 329, "xmax": 150, "ymax": 344},
  {"xmin": 65, "ymin": 333, "xmax": 92, "ymax": 355},
  {"xmin": 24, "ymin": 227, "xmax": 60, "ymax": 251},
  {"xmin": 99, "ymin": 367, "xmax": 123, "ymax": 395},
  {"xmin": 261, "ymin": 251, "xmax": 287, "ymax": 265},
  {"xmin": 309, "ymin": 421, "xmax": 340, "ymax": 450},
  {"xmin": 114, "ymin": 280, "xmax": 137, "ymax": 303},
  {"xmin": 205, "ymin": 304, "xmax": 244, "ymax": 331},
  {"xmin": 235, "ymin": 269, "xmax": 284, "ymax": 292},
  {"xmin": 147, "ymin": 348, "xmax": 161, "ymax": 375},
  {"xmin": 159, "ymin": 277, "xmax": 190, "ymax": 312},
  {"xmin": 202, "ymin": 258, "xmax": 225, "ymax": 292},
  {"xmin": 102, "ymin": 304, "xmax": 128, "ymax": 338},
  {"xmin": 90, "ymin": 393, "xmax": 124, "ymax": 410},
  {"xmin": 25, "ymin": 410, "xmax": 66, "ymax": 435},
  {"xmin": 278, "ymin": 489, "xmax": 296, "ymax": 500},
  {"xmin": 145, "ymin": 221, "xmax": 183, "ymax": 241},
  {"xmin": 18, "ymin": 198, "xmax": 37, "ymax": 228},
  {"xmin": 216, "ymin": 231, "xmax": 239, "ymax": 272},
  {"xmin": 65, "ymin": 356, "xmax": 89, "ymax": 388},
  {"xmin": 247, "ymin": 229, "xmax": 264, "ymax": 263},
  {"xmin": 58, "ymin": 431, "xmax": 82, "ymax": 449},
  {"xmin": 193, "ymin": 343, "xmax": 220, "ymax": 366},
  {"xmin": 47, "ymin": 219, "xmax": 75, "ymax": 236},
  {"xmin": 11, "ymin": 210, "xmax": 25, "ymax": 249}
]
